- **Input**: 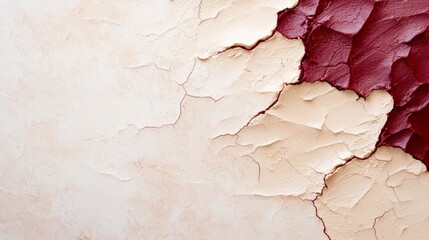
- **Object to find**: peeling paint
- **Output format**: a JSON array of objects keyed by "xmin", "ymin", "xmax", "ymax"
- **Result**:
[
  {"xmin": 230, "ymin": 82, "xmax": 392, "ymax": 200},
  {"xmin": 315, "ymin": 147, "xmax": 429, "ymax": 240}
]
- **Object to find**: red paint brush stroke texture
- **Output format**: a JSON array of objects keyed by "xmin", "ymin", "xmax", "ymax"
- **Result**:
[{"xmin": 277, "ymin": 0, "xmax": 429, "ymax": 165}]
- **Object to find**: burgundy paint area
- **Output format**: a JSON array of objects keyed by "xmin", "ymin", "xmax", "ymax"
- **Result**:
[{"xmin": 277, "ymin": 0, "xmax": 429, "ymax": 165}]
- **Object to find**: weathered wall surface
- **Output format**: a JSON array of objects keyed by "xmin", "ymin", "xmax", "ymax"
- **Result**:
[{"xmin": 1, "ymin": 1, "xmax": 428, "ymax": 239}]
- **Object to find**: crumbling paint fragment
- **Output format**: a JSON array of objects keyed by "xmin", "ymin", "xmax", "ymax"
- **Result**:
[
  {"xmin": 315, "ymin": 147, "xmax": 429, "ymax": 240},
  {"xmin": 196, "ymin": 0, "xmax": 298, "ymax": 58},
  {"xmin": 380, "ymin": 31, "xmax": 429, "ymax": 166},
  {"xmin": 277, "ymin": 0, "xmax": 429, "ymax": 167},
  {"xmin": 232, "ymin": 81, "xmax": 392, "ymax": 200},
  {"xmin": 185, "ymin": 32, "xmax": 304, "ymax": 136}
]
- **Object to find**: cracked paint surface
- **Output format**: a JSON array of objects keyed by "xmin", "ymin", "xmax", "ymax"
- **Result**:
[
  {"xmin": 315, "ymin": 147, "xmax": 429, "ymax": 240},
  {"xmin": 0, "ymin": 95, "xmax": 329, "ymax": 239},
  {"xmin": 277, "ymin": 0, "xmax": 429, "ymax": 166},
  {"xmin": 0, "ymin": 0, "xmax": 325, "ymax": 239},
  {"xmin": 230, "ymin": 82, "xmax": 392, "ymax": 200},
  {"xmin": 196, "ymin": 0, "xmax": 298, "ymax": 58},
  {"xmin": 1, "ymin": 0, "xmax": 428, "ymax": 239},
  {"xmin": 276, "ymin": 0, "xmax": 429, "ymax": 239},
  {"xmin": 185, "ymin": 32, "xmax": 304, "ymax": 137}
]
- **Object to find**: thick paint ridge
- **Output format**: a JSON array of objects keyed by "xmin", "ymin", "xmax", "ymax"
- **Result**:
[{"xmin": 277, "ymin": 0, "xmax": 429, "ymax": 166}]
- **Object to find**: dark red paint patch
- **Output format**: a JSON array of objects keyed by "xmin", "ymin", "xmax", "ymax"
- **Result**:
[
  {"xmin": 277, "ymin": 0, "xmax": 429, "ymax": 166},
  {"xmin": 277, "ymin": 0, "xmax": 318, "ymax": 39}
]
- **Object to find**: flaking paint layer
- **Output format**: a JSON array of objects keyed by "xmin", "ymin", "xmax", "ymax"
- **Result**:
[
  {"xmin": 231, "ymin": 82, "xmax": 392, "ymax": 200},
  {"xmin": 315, "ymin": 147, "xmax": 429, "ymax": 240}
]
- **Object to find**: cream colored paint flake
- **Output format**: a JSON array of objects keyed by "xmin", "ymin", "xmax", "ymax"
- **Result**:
[
  {"xmin": 315, "ymin": 147, "xmax": 429, "ymax": 240},
  {"xmin": 196, "ymin": 0, "xmax": 298, "ymax": 58},
  {"xmin": 232, "ymin": 82, "xmax": 393, "ymax": 200},
  {"xmin": 185, "ymin": 32, "xmax": 304, "ymax": 136}
]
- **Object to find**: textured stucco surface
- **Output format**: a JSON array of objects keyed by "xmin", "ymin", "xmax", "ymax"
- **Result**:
[
  {"xmin": 0, "ymin": 1, "xmax": 321, "ymax": 239},
  {"xmin": 1, "ymin": 0, "xmax": 428, "ymax": 239}
]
